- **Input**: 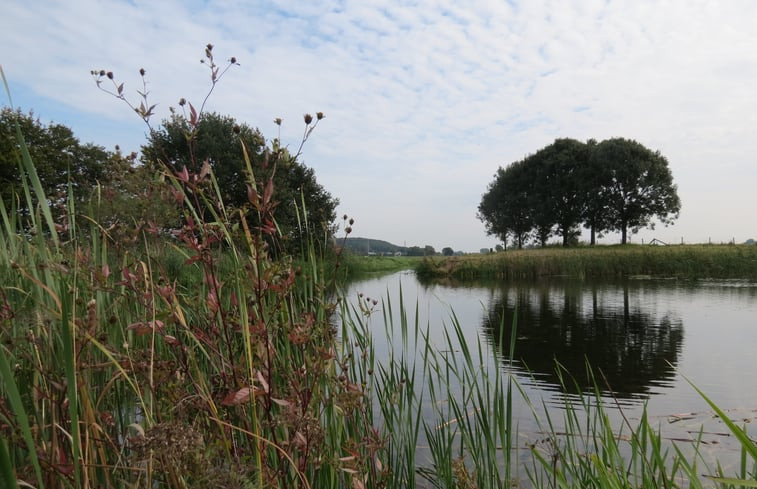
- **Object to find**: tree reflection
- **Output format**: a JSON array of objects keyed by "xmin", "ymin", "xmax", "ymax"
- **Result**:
[{"xmin": 482, "ymin": 281, "xmax": 684, "ymax": 399}]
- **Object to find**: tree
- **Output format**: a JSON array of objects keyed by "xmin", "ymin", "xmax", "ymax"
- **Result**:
[
  {"xmin": 477, "ymin": 161, "xmax": 533, "ymax": 249},
  {"xmin": 527, "ymin": 139, "xmax": 589, "ymax": 247},
  {"xmin": 579, "ymin": 139, "xmax": 613, "ymax": 245},
  {"xmin": 442, "ymin": 247, "xmax": 454, "ymax": 256},
  {"xmin": 424, "ymin": 245, "xmax": 436, "ymax": 256},
  {"xmin": 592, "ymin": 138, "xmax": 681, "ymax": 244},
  {"xmin": 0, "ymin": 107, "xmax": 113, "ymax": 214},
  {"xmin": 141, "ymin": 112, "xmax": 339, "ymax": 250}
]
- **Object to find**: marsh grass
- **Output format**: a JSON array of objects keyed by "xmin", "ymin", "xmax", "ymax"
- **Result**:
[{"xmin": 417, "ymin": 245, "xmax": 757, "ymax": 280}]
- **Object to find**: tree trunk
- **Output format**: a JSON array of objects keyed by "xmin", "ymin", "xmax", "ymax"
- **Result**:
[
  {"xmin": 621, "ymin": 224, "xmax": 628, "ymax": 244},
  {"xmin": 590, "ymin": 226, "xmax": 596, "ymax": 245}
]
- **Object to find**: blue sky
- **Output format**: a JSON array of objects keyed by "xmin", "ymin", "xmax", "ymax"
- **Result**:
[{"xmin": 3, "ymin": 0, "xmax": 757, "ymax": 251}]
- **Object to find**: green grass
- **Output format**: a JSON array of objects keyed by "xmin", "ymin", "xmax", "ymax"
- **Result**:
[
  {"xmin": 416, "ymin": 244, "xmax": 757, "ymax": 280},
  {"xmin": 338, "ymin": 253, "xmax": 421, "ymax": 277}
]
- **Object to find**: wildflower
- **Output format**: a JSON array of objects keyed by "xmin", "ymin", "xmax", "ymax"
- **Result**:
[
  {"xmin": 316, "ymin": 111, "xmax": 324, "ymax": 120},
  {"xmin": 304, "ymin": 113, "xmax": 313, "ymax": 124}
]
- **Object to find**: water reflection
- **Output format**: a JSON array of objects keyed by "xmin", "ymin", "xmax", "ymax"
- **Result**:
[{"xmin": 479, "ymin": 280, "xmax": 684, "ymax": 400}]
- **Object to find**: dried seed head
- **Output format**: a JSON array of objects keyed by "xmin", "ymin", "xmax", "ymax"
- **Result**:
[
  {"xmin": 178, "ymin": 98, "xmax": 186, "ymax": 106},
  {"xmin": 233, "ymin": 124, "xmax": 241, "ymax": 134},
  {"xmin": 343, "ymin": 214, "xmax": 348, "ymax": 220},
  {"xmin": 106, "ymin": 71, "xmax": 114, "ymax": 79},
  {"xmin": 274, "ymin": 117, "xmax": 282, "ymax": 126},
  {"xmin": 139, "ymin": 68, "xmax": 146, "ymax": 76},
  {"xmin": 345, "ymin": 226, "xmax": 352, "ymax": 234},
  {"xmin": 349, "ymin": 218, "xmax": 354, "ymax": 225},
  {"xmin": 99, "ymin": 70, "xmax": 105, "ymax": 76},
  {"xmin": 316, "ymin": 111, "xmax": 324, "ymax": 120},
  {"xmin": 206, "ymin": 43, "xmax": 213, "ymax": 52},
  {"xmin": 230, "ymin": 56, "xmax": 237, "ymax": 64},
  {"xmin": 304, "ymin": 113, "xmax": 313, "ymax": 125}
]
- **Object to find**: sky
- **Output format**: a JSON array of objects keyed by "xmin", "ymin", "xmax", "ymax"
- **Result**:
[{"xmin": 3, "ymin": 0, "xmax": 757, "ymax": 252}]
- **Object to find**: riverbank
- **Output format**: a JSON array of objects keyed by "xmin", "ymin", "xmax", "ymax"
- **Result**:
[
  {"xmin": 338, "ymin": 253, "xmax": 421, "ymax": 277},
  {"xmin": 415, "ymin": 244, "xmax": 757, "ymax": 280}
]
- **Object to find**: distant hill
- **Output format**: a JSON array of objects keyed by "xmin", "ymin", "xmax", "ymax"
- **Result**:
[{"xmin": 341, "ymin": 237, "xmax": 405, "ymax": 255}]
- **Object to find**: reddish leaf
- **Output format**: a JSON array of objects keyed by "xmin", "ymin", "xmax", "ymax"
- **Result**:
[
  {"xmin": 262, "ymin": 178, "xmax": 274, "ymax": 206},
  {"xmin": 221, "ymin": 387, "xmax": 251, "ymax": 406},
  {"xmin": 199, "ymin": 159, "xmax": 211, "ymax": 180},
  {"xmin": 163, "ymin": 335, "xmax": 180, "ymax": 346},
  {"xmin": 126, "ymin": 320, "xmax": 164, "ymax": 336},
  {"xmin": 176, "ymin": 166, "xmax": 190, "ymax": 183},
  {"xmin": 189, "ymin": 102, "xmax": 198, "ymax": 126},
  {"xmin": 256, "ymin": 370, "xmax": 270, "ymax": 394}
]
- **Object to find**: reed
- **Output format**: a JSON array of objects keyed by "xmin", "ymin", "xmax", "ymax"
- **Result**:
[{"xmin": 416, "ymin": 245, "xmax": 757, "ymax": 280}]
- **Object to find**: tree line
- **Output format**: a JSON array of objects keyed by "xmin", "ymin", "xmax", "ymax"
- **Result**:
[{"xmin": 477, "ymin": 138, "xmax": 681, "ymax": 248}]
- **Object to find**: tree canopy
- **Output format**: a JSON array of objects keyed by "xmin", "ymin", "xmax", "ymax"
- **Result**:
[
  {"xmin": 0, "ymin": 107, "xmax": 114, "ymax": 214},
  {"xmin": 142, "ymin": 112, "xmax": 339, "ymax": 251},
  {"xmin": 478, "ymin": 138, "xmax": 680, "ymax": 247}
]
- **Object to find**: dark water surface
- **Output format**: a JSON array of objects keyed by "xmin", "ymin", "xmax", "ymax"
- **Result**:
[{"xmin": 345, "ymin": 271, "xmax": 757, "ymax": 472}]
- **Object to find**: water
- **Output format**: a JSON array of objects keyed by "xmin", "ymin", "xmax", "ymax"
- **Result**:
[{"xmin": 344, "ymin": 271, "xmax": 757, "ymax": 476}]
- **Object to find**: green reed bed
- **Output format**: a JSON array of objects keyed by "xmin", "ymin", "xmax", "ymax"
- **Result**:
[{"xmin": 416, "ymin": 245, "xmax": 757, "ymax": 281}]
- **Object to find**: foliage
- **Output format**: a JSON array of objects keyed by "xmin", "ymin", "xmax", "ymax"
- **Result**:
[
  {"xmin": 142, "ymin": 111, "xmax": 338, "ymax": 253},
  {"xmin": 478, "ymin": 138, "xmax": 681, "ymax": 247},
  {"xmin": 0, "ymin": 107, "xmax": 114, "ymax": 215},
  {"xmin": 477, "ymin": 160, "xmax": 533, "ymax": 249},
  {"xmin": 593, "ymin": 137, "xmax": 681, "ymax": 244}
]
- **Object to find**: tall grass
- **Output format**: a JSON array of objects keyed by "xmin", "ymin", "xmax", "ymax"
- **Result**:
[
  {"xmin": 417, "ymin": 245, "xmax": 757, "ymax": 281},
  {"xmin": 1, "ymin": 64, "xmax": 382, "ymax": 488}
]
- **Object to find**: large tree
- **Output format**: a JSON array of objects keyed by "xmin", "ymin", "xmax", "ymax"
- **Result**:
[
  {"xmin": 0, "ymin": 107, "xmax": 113, "ymax": 213},
  {"xmin": 593, "ymin": 138, "xmax": 681, "ymax": 244},
  {"xmin": 142, "ymin": 112, "xmax": 339, "ymax": 250}
]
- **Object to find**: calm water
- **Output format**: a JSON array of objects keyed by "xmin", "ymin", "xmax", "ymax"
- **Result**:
[{"xmin": 345, "ymin": 271, "xmax": 757, "ymax": 472}]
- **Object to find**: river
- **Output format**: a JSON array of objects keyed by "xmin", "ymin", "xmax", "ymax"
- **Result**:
[{"xmin": 343, "ymin": 271, "xmax": 757, "ymax": 480}]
